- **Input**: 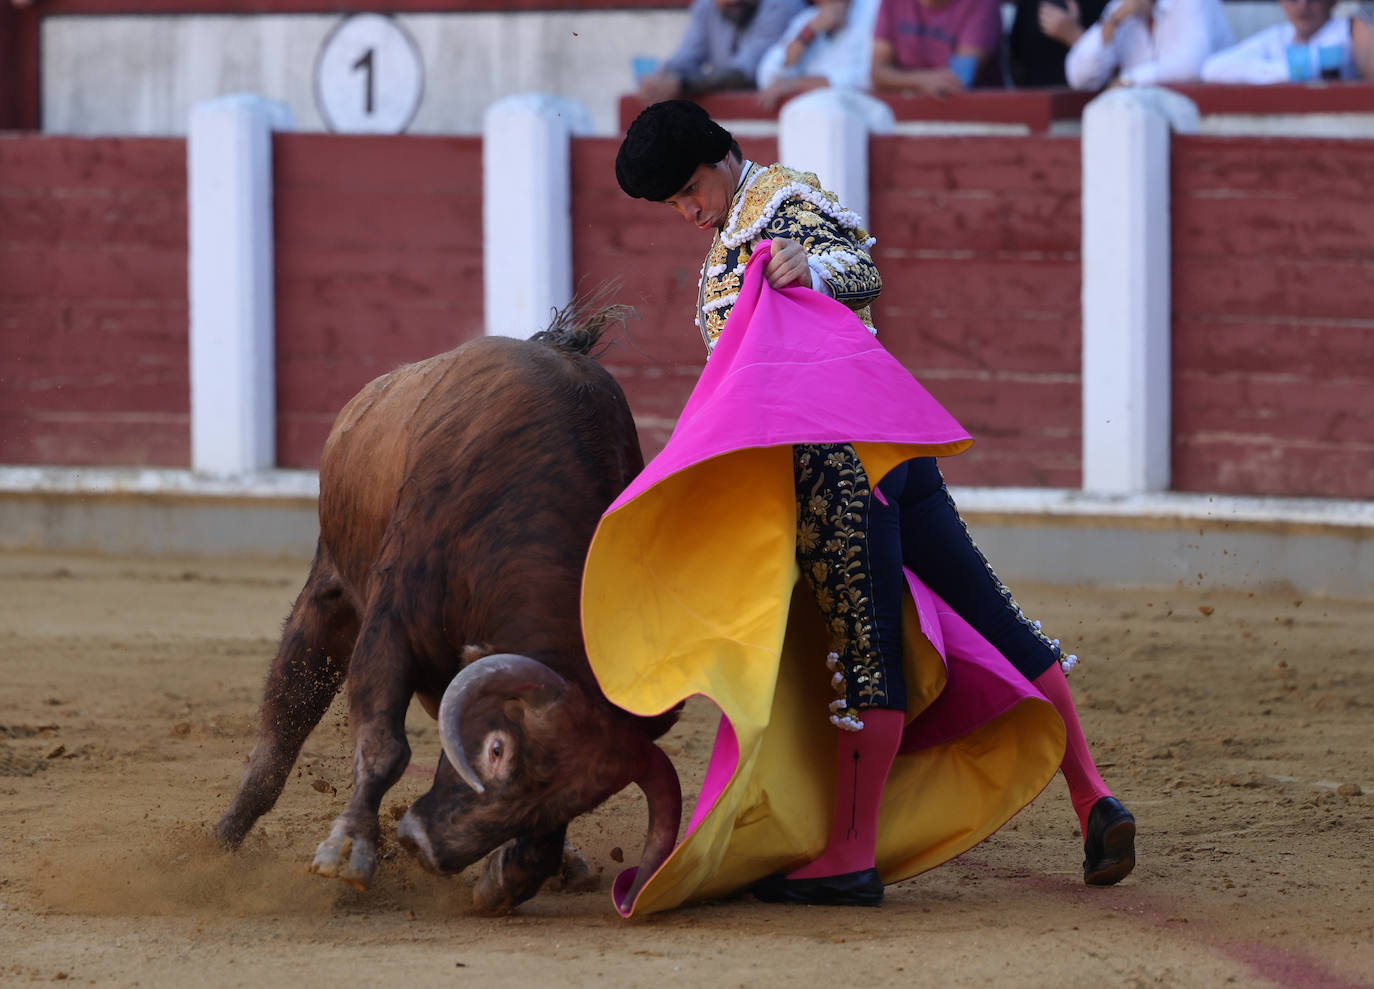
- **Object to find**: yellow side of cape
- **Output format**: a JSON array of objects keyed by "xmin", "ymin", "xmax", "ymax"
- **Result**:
[{"xmin": 582, "ymin": 443, "xmax": 1064, "ymax": 916}]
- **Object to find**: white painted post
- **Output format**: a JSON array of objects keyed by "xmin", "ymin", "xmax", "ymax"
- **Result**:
[
  {"xmin": 777, "ymin": 88, "xmax": 894, "ymax": 226},
  {"xmin": 482, "ymin": 94, "xmax": 594, "ymax": 338},
  {"xmin": 1080, "ymin": 88, "xmax": 1198, "ymax": 495},
  {"xmin": 187, "ymin": 93, "xmax": 293, "ymax": 476}
]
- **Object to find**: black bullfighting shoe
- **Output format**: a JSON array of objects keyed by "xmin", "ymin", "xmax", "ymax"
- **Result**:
[
  {"xmin": 751, "ymin": 868, "xmax": 884, "ymax": 906},
  {"xmin": 1083, "ymin": 795, "xmax": 1136, "ymax": 886}
]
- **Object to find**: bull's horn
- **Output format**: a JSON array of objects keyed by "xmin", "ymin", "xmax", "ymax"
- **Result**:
[
  {"xmin": 616, "ymin": 741, "xmax": 683, "ymax": 914},
  {"xmin": 437, "ymin": 653, "xmax": 569, "ymax": 795}
]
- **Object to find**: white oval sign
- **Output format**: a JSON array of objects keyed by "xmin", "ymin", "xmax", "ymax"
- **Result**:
[{"xmin": 314, "ymin": 14, "xmax": 424, "ymax": 134}]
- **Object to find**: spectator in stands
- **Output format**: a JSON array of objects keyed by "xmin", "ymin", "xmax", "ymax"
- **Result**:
[
  {"xmin": 1063, "ymin": 0, "xmax": 1233, "ymax": 90},
  {"xmin": 1357, "ymin": 6, "xmax": 1374, "ymax": 78},
  {"xmin": 869, "ymin": 0, "xmax": 1005, "ymax": 97},
  {"xmin": 638, "ymin": 0, "xmax": 808, "ymax": 102},
  {"xmin": 1009, "ymin": 0, "xmax": 1109, "ymax": 87},
  {"xmin": 755, "ymin": 0, "xmax": 884, "ymax": 109},
  {"xmin": 1202, "ymin": 0, "xmax": 1360, "ymax": 83}
]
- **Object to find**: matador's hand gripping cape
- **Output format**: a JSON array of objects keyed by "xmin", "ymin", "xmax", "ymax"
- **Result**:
[{"xmin": 582, "ymin": 248, "xmax": 1065, "ymax": 917}]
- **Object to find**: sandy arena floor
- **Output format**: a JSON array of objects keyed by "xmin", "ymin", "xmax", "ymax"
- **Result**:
[{"xmin": 0, "ymin": 550, "xmax": 1370, "ymax": 988}]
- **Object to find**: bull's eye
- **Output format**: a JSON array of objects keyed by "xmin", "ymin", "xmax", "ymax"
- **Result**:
[{"xmin": 479, "ymin": 729, "xmax": 513, "ymax": 784}]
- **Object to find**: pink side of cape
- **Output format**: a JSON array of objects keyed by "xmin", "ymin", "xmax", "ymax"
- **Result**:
[{"xmin": 607, "ymin": 245, "xmax": 971, "ymax": 514}]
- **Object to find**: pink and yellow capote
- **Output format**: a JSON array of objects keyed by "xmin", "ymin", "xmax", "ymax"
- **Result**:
[{"xmin": 582, "ymin": 248, "xmax": 1066, "ymax": 917}]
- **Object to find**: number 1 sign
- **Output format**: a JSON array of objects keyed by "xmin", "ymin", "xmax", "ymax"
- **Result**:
[{"xmin": 314, "ymin": 14, "xmax": 424, "ymax": 134}]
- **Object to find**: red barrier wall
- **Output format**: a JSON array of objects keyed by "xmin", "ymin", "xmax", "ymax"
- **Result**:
[
  {"xmin": 1171, "ymin": 135, "xmax": 1374, "ymax": 499},
  {"xmin": 0, "ymin": 136, "xmax": 189, "ymax": 466},
  {"xmin": 6, "ymin": 130, "xmax": 1372, "ymax": 503},
  {"xmin": 869, "ymin": 135, "xmax": 1083, "ymax": 488},
  {"xmin": 272, "ymin": 134, "xmax": 484, "ymax": 467}
]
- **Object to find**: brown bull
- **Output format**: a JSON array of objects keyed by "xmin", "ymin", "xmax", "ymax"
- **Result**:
[{"xmin": 213, "ymin": 305, "xmax": 681, "ymax": 913}]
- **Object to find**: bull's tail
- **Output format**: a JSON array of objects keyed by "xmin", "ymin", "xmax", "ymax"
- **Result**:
[{"xmin": 531, "ymin": 281, "xmax": 633, "ymax": 357}]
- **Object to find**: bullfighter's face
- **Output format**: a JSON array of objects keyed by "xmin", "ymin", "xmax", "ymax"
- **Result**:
[{"xmin": 663, "ymin": 157, "xmax": 739, "ymax": 233}]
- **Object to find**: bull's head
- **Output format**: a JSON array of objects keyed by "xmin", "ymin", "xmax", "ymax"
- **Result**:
[{"xmin": 396, "ymin": 653, "xmax": 680, "ymax": 914}]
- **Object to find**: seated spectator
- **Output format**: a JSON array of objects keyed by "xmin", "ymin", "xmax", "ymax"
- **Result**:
[
  {"xmin": 638, "ymin": 0, "xmax": 808, "ymax": 102},
  {"xmin": 870, "ymin": 0, "xmax": 1006, "ymax": 96},
  {"xmin": 755, "ymin": 0, "xmax": 884, "ymax": 108},
  {"xmin": 1064, "ymin": 0, "xmax": 1232, "ymax": 91},
  {"xmin": 1358, "ymin": 6, "xmax": 1374, "ymax": 78},
  {"xmin": 1009, "ymin": 0, "xmax": 1109, "ymax": 87},
  {"xmin": 1202, "ymin": 0, "xmax": 1359, "ymax": 83}
]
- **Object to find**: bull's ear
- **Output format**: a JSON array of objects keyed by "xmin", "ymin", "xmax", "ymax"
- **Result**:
[
  {"xmin": 461, "ymin": 642, "xmax": 499, "ymax": 665},
  {"xmin": 438, "ymin": 654, "xmax": 570, "ymax": 794}
]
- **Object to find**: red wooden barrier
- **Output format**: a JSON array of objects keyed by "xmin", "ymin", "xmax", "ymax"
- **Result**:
[
  {"xmin": 272, "ymin": 133, "xmax": 484, "ymax": 468},
  {"xmin": 1170, "ymin": 135, "xmax": 1374, "ymax": 499},
  {"xmin": 5, "ymin": 129, "xmax": 1371, "ymax": 503},
  {"xmin": 1165, "ymin": 82, "xmax": 1374, "ymax": 117},
  {"xmin": 0, "ymin": 136, "xmax": 189, "ymax": 466},
  {"xmin": 618, "ymin": 90, "xmax": 1092, "ymax": 135}
]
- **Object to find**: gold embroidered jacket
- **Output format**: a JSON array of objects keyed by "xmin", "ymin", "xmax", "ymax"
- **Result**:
[{"xmin": 695, "ymin": 161, "xmax": 881, "ymax": 353}]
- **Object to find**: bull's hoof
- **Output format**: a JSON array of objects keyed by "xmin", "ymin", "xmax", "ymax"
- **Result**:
[
  {"xmin": 546, "ymin": 842, "xmax": 598, "ymax": 893},
  {"xmin": 309, "ymin": 832, "xmax": 376, "ymax": 891},
  {"xmin": 471, "ymin": 861, "xmax": 519, "ymax": 916},
  {"xmin": 211, "ymin": 810, "xmax": 252, "ymax": 851},
  {"xmin": 471, "ymin": 886, "xmax": 517, "ymax": 916}
]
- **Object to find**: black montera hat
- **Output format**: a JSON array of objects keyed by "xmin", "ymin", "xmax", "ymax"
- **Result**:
[{"xmin": 615, "ymin": 99, "xmax": 734, "ymax": 202}]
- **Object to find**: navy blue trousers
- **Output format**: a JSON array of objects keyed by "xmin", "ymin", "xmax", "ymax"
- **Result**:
[{"xmin": 795, "ymin": 447, "xmax": 1058, "ymax": 720}]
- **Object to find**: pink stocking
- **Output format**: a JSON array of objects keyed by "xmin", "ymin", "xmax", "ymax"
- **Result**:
[
  {"xmin": 1032, "ymin": 663, "xmax": 1112, "ymax": 836},
  {"xmin": 788, "ymin": 707, "xmax": 905, "ymax": 880}
]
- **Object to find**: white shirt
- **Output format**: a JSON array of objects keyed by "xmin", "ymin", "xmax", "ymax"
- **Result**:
[
  {"xmin": 1201, "ymin": 18, "xmax": 1356, "ymax": 84},
  {"xmin": 1065, "ymin": 0, "xmax": 1234, "ymax": 90},
  {"xmin": 755, "ymin": 0, "xmax": 884, "ymax": 91}
]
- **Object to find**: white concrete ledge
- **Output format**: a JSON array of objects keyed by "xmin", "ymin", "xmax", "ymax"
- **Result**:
[
  {"xmin": 1, "ymin": 467, "xmax": 1370, "ymax": 597},
  {"xmin": 0, "ymin": 466, "xmax": 319, "ymax": 501},
  {"xmin": 950, "ymin": 486, "xmax": 1374, "ymax": 533}
]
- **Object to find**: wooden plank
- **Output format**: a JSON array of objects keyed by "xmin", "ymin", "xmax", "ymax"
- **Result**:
[
  {"xmin": 274, "ymin": 134, "xmax": 482, "ymax": 193},
  {"xmin": 1166, "ymin": 82, "xmax": 1374, "ymax": 117},
  {"xmin": 0, "ymin": 362, "xmax": 188, "ymax": 415},
  {"xmin": 939, "ymin": 444, "xmax": 1082, "ymax": 489},
  {"xmin": 870, "ymin": 136, "xmax": 1080, "ymax": 196},
  {"xmin": 0, "ymin": 188, "xmax": 186, "ymax": 250},
  {"xmin": 0, "ymin": 136, "xmax": 186, "ymax": 188},
  {"xmin": 618, "ymin": 90, "xmax": 1092, "ymax": 133},
  {"xmin": 873, "ymin": 186, "xmax": 1079, "ymax": 255},
  {"xmin": 275, "ymin": 187, "xmax": 480, "ymax": 252},
  {"xmin": 1172, "ymin": 136, "xmax": 1374, "ymax": 201},
  {"xmin": 274, "ymin": 248, "xmax": 482, "ymax": 309},
  {"xmin": 0, "ymin": 411, "xmax": 188, "ymax": 467},
  {"xmin": 1173, "ymin": 193, "xmax": 1374, "ymax": 261},
  {"xmin": 874, "ymin": 255, "xmax": 1080, "ymax": 316},
  {"xmin": 0, "ymin": 244, "xmax": 186, "ymax": 302},
  {"xmin": 1173, "ymin": 435, "xmax": 1374, "ymax": 500},
  {"xmin": 879, "ymin": 313, "xmax": 1080, "ymax": 375},
  {"xmin": 0, "ymin": 300, "xmax": 187, "ymax": 354},
  {"xmin": 1173, "ymin": 317, "xmax": 1374, "ymax": 378},
  {"xmin": 1174, "ymin": 370, "xmax": 1374, "ymax": 443},
  {"xmin": 912, "ymin": 373, "xmax": 1081, "ymax": 433},
  {"xmin": 1172, "ymin": 255, "xmax": 1374, "ymax": 322}
]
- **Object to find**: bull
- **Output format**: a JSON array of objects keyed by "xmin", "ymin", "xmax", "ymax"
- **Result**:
[{"xmin": 212, "ymin": 304, "xmax": 682, "ymax": 914}]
